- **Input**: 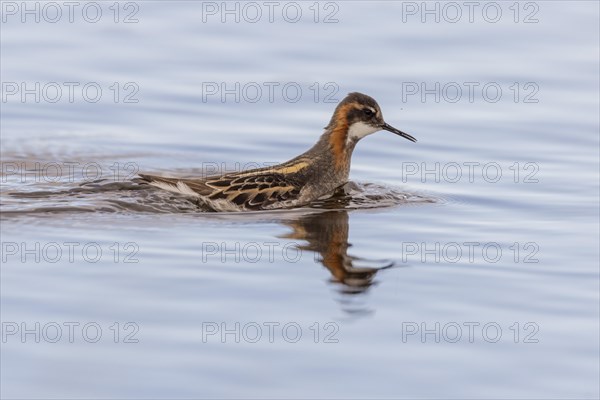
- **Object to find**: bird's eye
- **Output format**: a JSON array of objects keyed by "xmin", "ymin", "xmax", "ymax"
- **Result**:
[{"xmin": 363, "ymin": 108, "xmax": 374, "ymax": 117}]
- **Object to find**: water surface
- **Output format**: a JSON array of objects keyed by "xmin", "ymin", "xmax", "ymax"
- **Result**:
[{"xmin": 1, "ymin": 1, "xmax": 599, "ymax": 399}]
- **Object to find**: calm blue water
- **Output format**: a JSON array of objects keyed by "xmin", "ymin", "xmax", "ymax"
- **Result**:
[{"xmin": 1, "ymin": 1, "xmax": 599, "ymax": 398}]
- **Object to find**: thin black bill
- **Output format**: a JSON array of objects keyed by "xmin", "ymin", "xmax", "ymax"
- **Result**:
[{"xmin": 381, "ymin": 123, "xmax": 417, "ymax": 142}]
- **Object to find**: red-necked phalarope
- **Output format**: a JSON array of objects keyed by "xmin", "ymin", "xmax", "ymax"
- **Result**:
[{"xmin": 139, "ymin": 92, "xmax": 416, "ymax": 211}]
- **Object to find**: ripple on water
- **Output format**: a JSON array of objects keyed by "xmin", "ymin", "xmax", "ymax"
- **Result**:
[{"xmin": 1, "ymin": 177, "xmax": 438, "ymax": 217}]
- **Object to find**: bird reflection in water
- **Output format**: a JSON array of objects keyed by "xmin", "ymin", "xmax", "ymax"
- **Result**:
[{"xmin": 280, "ymin": 210, "xmax": 395, "ymax": 314}]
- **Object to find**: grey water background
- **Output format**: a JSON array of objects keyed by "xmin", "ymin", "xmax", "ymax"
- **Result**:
[{"xmin": 1, "ymin": 1, "xmax": 599, "ymax": 398}]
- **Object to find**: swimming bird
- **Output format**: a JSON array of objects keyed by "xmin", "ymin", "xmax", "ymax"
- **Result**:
[{"xmin": 139, "ymin": 92, "xmax": 416, "ymax": 211}]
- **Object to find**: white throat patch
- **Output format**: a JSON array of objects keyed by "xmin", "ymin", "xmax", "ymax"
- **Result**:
[{"xmin": 346, "ymin": 121, "xmax": 379, "ymax": 143}]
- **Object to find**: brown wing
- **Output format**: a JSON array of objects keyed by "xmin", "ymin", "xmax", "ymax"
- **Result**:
[
  {"xmin": 139, "ymin": 169, "xmax": 304, "ymax": 210},
  {"xmin": 205, "ymin": 171, "xmax": 303, "ymax": 209}
]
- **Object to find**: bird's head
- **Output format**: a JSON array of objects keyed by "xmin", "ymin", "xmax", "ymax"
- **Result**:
[{"xmin": 325, "ymin": 92, "xmax": 416, "ymax": 144}]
